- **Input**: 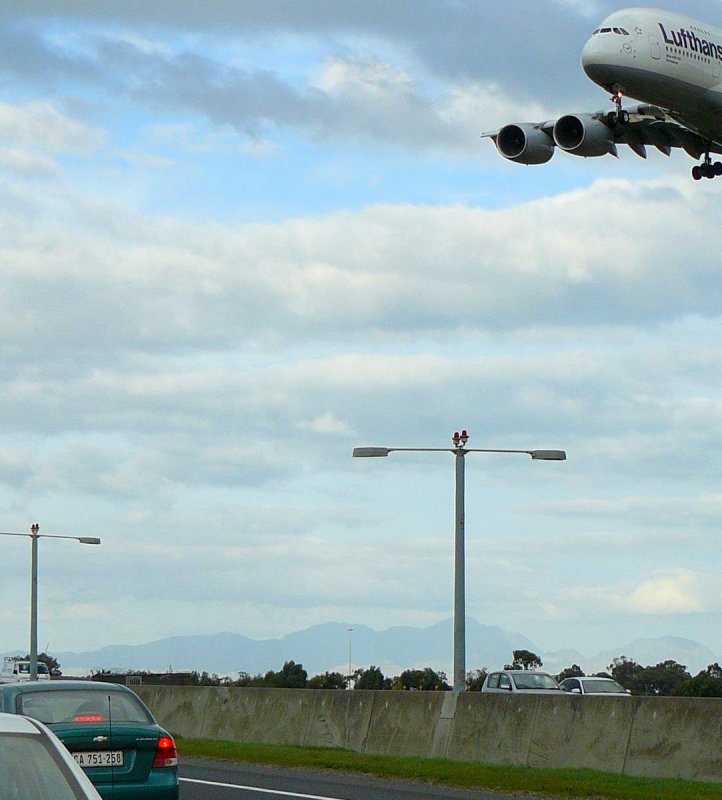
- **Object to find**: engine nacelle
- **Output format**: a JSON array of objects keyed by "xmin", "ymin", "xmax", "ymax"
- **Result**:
[
  {"xmin": 495, "ymin": 124, "xmax": 554, "ymax": 164},
  {"xmin": 553, "ymin": 114, "xmax": 616, "ymax": 157}
]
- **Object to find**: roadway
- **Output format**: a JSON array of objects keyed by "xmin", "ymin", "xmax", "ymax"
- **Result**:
[{"xmin": 179, "ymin": 757, "xmax": 547, "ymax": 800}]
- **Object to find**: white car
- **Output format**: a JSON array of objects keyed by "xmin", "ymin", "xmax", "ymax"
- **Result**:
[
  {"xmin": 560, "ymin": 676, "xmax": 630, "ymax": 695},
  {"xmin": 481, "ymin": 669, "xmax": 562, "ymax": 693},
  {"xmin": 0, "ymin": 711, "xmax": 102, "ymax": 799}
]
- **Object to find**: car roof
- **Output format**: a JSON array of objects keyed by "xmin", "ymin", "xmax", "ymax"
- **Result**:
[
  {"xmin": 0, "ymin": 711, "xmax": 42, "ymax": 734},
  {"xmin": 497, "ymin": 669, "xmax": 555, "ymax": 676},
  {"xmin": 0, "ymin": 680, "xmax": 128, "ymax": 693}
]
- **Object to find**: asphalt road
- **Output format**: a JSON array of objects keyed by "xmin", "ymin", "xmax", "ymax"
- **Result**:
[{"xmin": 179, "ymin": 757, "xmax": 551, "ymax": 800}]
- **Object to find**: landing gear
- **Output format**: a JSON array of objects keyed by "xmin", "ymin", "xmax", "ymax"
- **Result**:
[
  {"xmin": 692, "ymin": 148, "xmax": 722, "ymax": 180},
  {"xmin": 606, "ymin": 88, "xmax": 629, "ymax": 126}
]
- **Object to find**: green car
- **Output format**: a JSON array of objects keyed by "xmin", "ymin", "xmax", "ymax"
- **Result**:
[{"xmin": 0, "ymin": 680, "xmax": 179, "ymax": 800}]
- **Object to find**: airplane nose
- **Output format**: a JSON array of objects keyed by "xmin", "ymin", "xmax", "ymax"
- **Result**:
[
  {"xmin": 580, "ymin": 36, "xmax": 597, "ymax": 74},
  {"xmin": 580, "ymin": 35, "xmax": 610, "ymax": 88}
]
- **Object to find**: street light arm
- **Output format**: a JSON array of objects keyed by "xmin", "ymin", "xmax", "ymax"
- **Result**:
[
  {"xmin": 0, "ymin": 532, "xmax": 101, "ymax": 543},
  {"xmin": 354, "ymin": 447, "xmax": 567, "ymax": 460}
]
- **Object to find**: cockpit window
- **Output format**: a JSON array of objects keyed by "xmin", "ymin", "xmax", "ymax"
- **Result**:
[{"xmin": 593, "ymin": 26, "xmax": 628, "ymax": 36}]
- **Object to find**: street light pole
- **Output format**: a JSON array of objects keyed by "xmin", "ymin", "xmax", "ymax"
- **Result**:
[
  {"xmin": 30, "ymin": 524, "xmax": 39, "ymax": 682},
  {"xmin": 0, "ymin": 524, "xmax": 101, "ymax": 680},
  {"xmin": 353, "ymin": 431, "xmax": 565, "ymax": 693},
  {"xmin": 453, "ymin": 445, "xmax": 465, "ymax": 694}
]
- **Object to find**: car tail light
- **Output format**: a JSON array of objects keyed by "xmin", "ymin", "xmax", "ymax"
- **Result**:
[
  {"xmin": 72, "ymin": 714, "xmax": 104, "ymax": 722},
  {"xmin": 152, "ymin": 735, "xmax": 178, "ymax": 768}
]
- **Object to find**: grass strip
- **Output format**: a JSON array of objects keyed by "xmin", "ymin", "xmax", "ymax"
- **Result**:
[{"xmin": 177, "ymin": 737, "xmax": 722, "ymax": 799}]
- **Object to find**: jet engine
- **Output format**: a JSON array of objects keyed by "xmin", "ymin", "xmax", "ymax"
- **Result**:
[
  {"xmin": 553, "ymin": 114, "xmax": 616, "ymax": 157},
  {"xmin": 495, "ymin": 124, "xmax": 554, "ymax": 164}
]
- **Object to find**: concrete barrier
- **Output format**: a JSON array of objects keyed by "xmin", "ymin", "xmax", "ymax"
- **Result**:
[{"xmin": 135, "ymin": 686, "xmax": 722, "ymax": 782}]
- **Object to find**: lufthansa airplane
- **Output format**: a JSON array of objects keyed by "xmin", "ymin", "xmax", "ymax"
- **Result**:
[{"xmin": 482, "ymin": 7, "xmax": 722, "ymax": 180}]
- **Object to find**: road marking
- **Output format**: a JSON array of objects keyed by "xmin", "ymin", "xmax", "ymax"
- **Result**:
[{"xmin": 180, "ymin": 777, "xmax": 347, "ymax": 799}]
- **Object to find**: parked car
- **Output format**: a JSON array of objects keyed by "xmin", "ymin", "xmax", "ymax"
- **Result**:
[
  {"xmin": 560, "ymin": 676, "xmax": 630, "ymax": 695},
  {"xmin": 481, "ymin": 670, "xmax": 562, "ymax": 693},
  {"xmin": 0, "ymin": 680, "xmax": 179, "ymax": 800},
  {"xmin": 0, "ymin": 711, "xmax": 102, "ymax": 799}
]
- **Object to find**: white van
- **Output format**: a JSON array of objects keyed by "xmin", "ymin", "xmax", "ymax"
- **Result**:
[{"xmin": 0, "ymin": 657, "xmax": 50, "ymax": 683}]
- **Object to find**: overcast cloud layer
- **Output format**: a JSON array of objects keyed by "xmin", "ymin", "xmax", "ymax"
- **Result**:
[{"xmin": 1, "ymin": 1, "xmax": 722, "ymax": 674}]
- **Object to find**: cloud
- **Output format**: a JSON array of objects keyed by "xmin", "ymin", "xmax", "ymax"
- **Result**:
[
  {"xmin": 620, "ymin": 572, "xmax": 704, "ymax": 614},
  {"xmin": 0, "ymin": 2, "xmax": 597, "ymax": 155},
  {"xmin": 0, "ymin": 101, "xmax": 104, "ymax": 153},
  {"xmin": 297, "ymin": 412, "xmax": 355, "ymax": 437},
  {"xmin": 0, "ymin": 147, "xmax": 57, "ymax": 177},
  {"xmin": 1, "ymin": 174, "xmax": 721, "ymax": 365}
]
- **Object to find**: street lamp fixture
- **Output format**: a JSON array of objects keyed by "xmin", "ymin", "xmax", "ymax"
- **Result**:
[
  {"xmin": 0, "ymin": 524, "xmax": 101, "ymax": 680},
  {"xmin": 353, "ymin": 431, "xmax": 566, "ymax": 693}
]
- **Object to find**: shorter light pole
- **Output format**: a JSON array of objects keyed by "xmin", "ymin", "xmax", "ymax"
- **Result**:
[
  {"xmin": 353, "ymin": 431, "xmax": 566, "ymax": 693},
  {"xmin": 347, "ymin": 627, "xmax": 354, "ymax": 688},
  {"xmin": 0, "ymin": 524, "xmax": 101, "ymax": 680}
]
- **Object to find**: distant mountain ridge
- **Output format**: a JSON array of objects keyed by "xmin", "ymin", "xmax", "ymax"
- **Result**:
[{"xmin": 4, "ymin": 621, "xmax": 717, "ymax": 677}]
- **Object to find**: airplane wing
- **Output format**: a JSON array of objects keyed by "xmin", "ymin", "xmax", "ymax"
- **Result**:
[{"xmin": 482, "ymin": 104, "xmax": 722, "ymax": 167}]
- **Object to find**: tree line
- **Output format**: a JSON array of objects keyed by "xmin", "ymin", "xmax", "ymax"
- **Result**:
[
  {"xmin": 184, "ymin": 649, "xmax": 722, "ymax": 696},
  {"xmin": 41, "ymin": 647, "xmax": 722, "ymax": 695}
]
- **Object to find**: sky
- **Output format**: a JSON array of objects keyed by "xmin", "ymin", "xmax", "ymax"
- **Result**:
[{"xmin": 1, "ymin": 0, "xmax": 722, "ymax": 673}]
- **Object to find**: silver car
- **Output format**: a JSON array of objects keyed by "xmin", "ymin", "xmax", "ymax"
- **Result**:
[
  {"xmin": 0, "ymin": 711, "xmax": 102, "ymax": 799},
  {"xmin": 560, "ymin": 676, "xmax": 629, "ymax": 695},
  {"xmin": 481, "ymin": 669, "xmax": 562, "ymax": 693}
]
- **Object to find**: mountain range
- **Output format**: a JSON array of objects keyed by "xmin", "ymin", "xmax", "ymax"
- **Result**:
[{"xmin": 5, "ymin": 619, "xmax": 717, "ymax": 678}]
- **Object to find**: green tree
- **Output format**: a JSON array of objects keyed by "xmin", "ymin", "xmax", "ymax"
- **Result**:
[
  {"xmin": 505, "ymin": 650, "xmax": 543, "ymax": 670},
  {"xmin": 190, "ymin": 671, "xmax": 221, "ymax": 686},
  {"xmin": 556, "ymin": 664, "xmax": 584, "ymax": 682},
  {"xmin": 637, "ymin": 660, "xmax": 690, "ymax": 696},
  {"xmin": 466, "ymin": 669, "xmax": 488, "ymax": 691},
  {"xmin": 262, "ymin": 660, "xmax": 307, "ymax": 688},
  {"xmin": 608, "ymin": 656, "xmax": 644, "ymax": 692},
  {"xmin": 235, "ymin": 671, "xmax": 265, "ymax": 687},
  {"xmin": 20, "ymin": 652, "xmax": 61, "ymax": 676},
  {"xmin": 396, "ymin": 668, "xmax": 450, "ymax": 691},
  {"xmin": 354, "ymin": 665, "xmax": 386, "ymax": 690},
  {"xmin": 675, "ymin": 663, "xmax": 722, "ymax": 697},
  {"xmin": 307, "ymin": 671, "xmax": 347, "ymax": 689}
]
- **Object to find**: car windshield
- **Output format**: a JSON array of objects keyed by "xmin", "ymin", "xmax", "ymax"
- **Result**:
[
  {"xmin": 16, "ymin": 689, "xmax": 153, "ymax": 725},
  {"xmin": 15, "ymin": 663, "xmax": 49, "ymax": 674},
  {"xmin": 582, "ymin": 679, "xmax": 626, "ymax": 694},
  {"xmin": 0, "ymin": 733, "xmax": 85, "ymax": 799},
  {"xmin": 511, "ymin": 673, "xmax": 559, "ymax": 690}
]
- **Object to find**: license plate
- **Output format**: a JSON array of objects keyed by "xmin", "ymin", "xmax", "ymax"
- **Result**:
[{"xmin": 73, "ymin": 750, "xmax": 124, "ymax": 768}]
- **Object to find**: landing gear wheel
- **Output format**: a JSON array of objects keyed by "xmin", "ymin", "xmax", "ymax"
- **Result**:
[{"xmin": 693, "ymin": 146, "xmax": 719, "ymax": 180}]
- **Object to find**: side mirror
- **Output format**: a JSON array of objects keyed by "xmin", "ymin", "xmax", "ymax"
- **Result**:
[{"xmin": 571, "ymin": 687, "xmax": 581, "ymax": 694}]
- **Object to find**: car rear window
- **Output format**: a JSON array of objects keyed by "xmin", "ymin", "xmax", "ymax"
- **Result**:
[
  {"xmin": 16, "ymin": 689, "xmax": 153, "ymax": 725},
  {"xmin": 582, "ymin": 679, "xmax": 627, "ymax": 694},
  {"xmin": 0, "ymin": 733, "xmax": 86, "ymax": 799},
  {"xmin": 511, "ymin": 673, "xmax": 560, "ymax": 690}
]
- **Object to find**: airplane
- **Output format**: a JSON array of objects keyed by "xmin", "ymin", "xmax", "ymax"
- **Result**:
[{"xmin": 482, "ymin": 7, "xmax": 722, "ymax": 180}]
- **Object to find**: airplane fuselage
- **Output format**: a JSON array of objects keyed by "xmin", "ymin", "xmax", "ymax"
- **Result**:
[
  {"xmin": 581, "ymin": 8, "xmax": 722, "ymax": 143},
  {"xmin": 483, "ymin": 7, "xmax": 722, "ymax": 179}
]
